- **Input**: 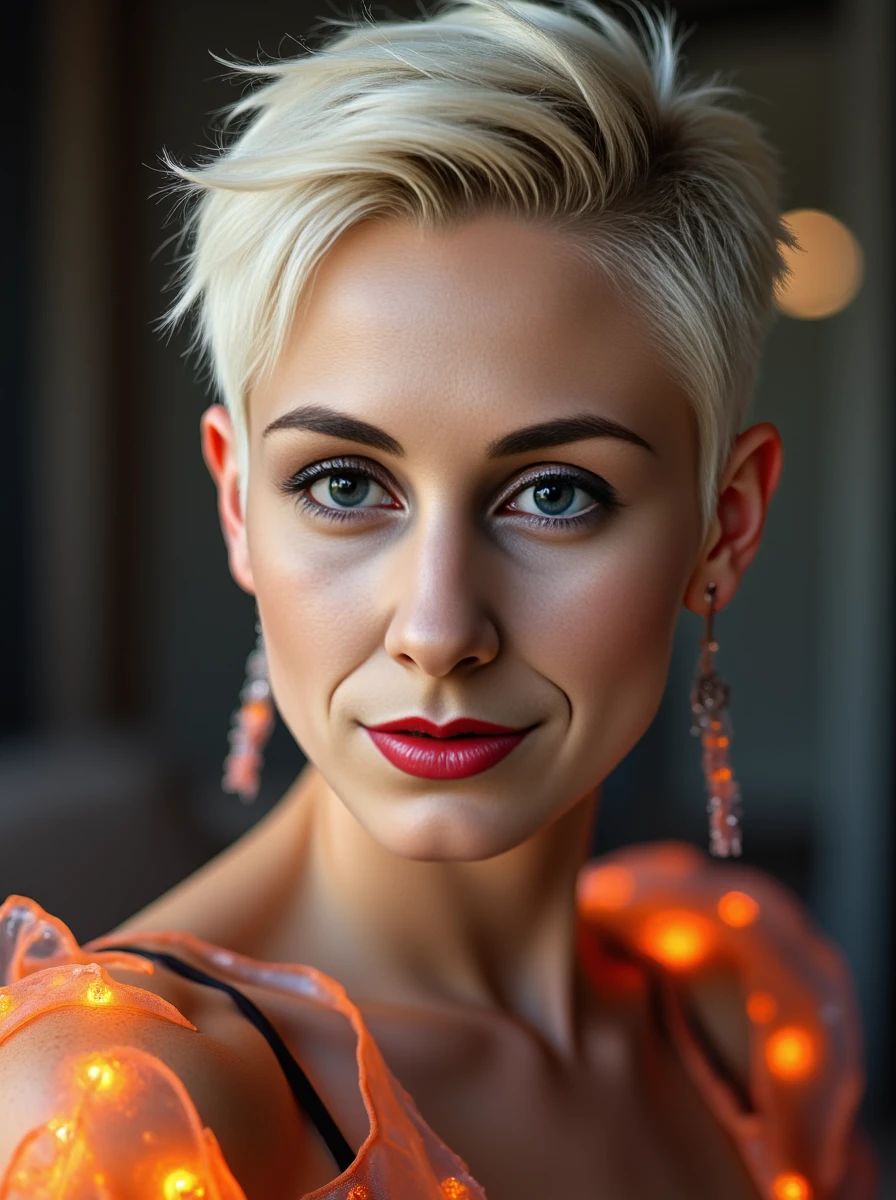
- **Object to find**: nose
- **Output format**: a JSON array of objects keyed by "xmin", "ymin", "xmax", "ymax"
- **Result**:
[{"xmin": 383, "ymin": 513, "xmax": 500, "ymax": 678}]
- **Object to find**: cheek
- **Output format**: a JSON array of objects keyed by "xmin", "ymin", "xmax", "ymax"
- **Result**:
[
  {"xmin": 513, "ymin": 512, "xmax": 694, "ymax": 748},
  {"xmin": 245, "ymin": 504, "xmax": 385, "ymax": 738}
]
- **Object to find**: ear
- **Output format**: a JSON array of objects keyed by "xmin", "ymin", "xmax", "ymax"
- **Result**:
[
  {"xmin": 684, "ymin": 422, "xmax": 783, "ymax": 614},
  {"xmin": 200, "ymin": 404, "xmax": 255, "ymax": 594}
]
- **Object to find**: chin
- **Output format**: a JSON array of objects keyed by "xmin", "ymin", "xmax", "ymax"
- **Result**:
[{"xmin": 365, "ymin": 789, "xmax": 547, "ymax": 862}]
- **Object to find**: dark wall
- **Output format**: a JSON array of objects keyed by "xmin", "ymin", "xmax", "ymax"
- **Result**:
[{"xmin": 1, "ymin": 4, "xmax": 38, "ymax": 733}]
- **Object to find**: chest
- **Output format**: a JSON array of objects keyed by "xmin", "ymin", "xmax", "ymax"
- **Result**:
[
  {"xmin": 375, "ymin": 1013, "xmax": 762, "ymax": 1200},
  {"xmin": 255, "ymin": 990, "xmax": 763, "ymax": 1200}
]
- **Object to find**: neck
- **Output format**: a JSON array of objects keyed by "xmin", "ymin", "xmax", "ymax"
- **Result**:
[{"xmin": 260, "ymin": 767, "xmax": 599, "ymax": 1053}]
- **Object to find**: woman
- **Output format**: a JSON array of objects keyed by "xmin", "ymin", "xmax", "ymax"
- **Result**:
[{"xmin": 0, "ymin": 1, "xmax": 876, "ymax": 1197}]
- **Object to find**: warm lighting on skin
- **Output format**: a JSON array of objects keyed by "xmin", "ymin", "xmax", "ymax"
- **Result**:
[
  {"xmin": 717, "ymin": 890, "xmax": 760, "ymax": 928},
  {"xmin": 746, "ymin": 990, "xmax": 778, "ymax": 1024},
  {"xmin": 0, "ymin": 991, "xmax": 12, "ymax": 1017},
  {"xmin": 638, "ymin": 911, "xmax": 711, "ymax": 970},
  {"xmin": 776, "ymin": 209, "xmax": 864, "ymax": 319},
  {"xmin": 581, "ymin": 865, "xmax": 635, "ymax": 910},
  {"xmin": 162, "ymin": 1168, "xmax": 207, "ymax": 1199},
  {"xmin": 773, "ymin": 1171, "xmax": 812, "ymax": 1199},
  {"xmin": 765, "ymin": 1027, "xmax": 818, "ymax": 1081},
  {"xmin": 347, "ymin": 1187, "xmax": 374, "ymax": 1200}
]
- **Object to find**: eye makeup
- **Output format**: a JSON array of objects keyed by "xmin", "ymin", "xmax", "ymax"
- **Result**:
[
  {"xmin": 494, "ymin": 464, "xmax": 622, "ymax": 530},
  {"xmin": 277, "ymin": 455, "xmax": 622, "ymax": 530}
]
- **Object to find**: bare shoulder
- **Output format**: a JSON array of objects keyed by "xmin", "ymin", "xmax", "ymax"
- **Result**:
[{"xmin": 0, "ymin": 973, "xmax": 310, "ymax": 1199}]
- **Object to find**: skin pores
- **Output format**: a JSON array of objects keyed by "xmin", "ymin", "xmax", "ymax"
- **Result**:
[{"xmin": 236, "ymin": 215, "xmax": 705, "ymax": 861}]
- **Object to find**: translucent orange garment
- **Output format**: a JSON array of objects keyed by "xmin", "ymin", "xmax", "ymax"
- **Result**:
[{"xmin": 0, "ymin": 841, "xmax": 877, "ymax": 1200}]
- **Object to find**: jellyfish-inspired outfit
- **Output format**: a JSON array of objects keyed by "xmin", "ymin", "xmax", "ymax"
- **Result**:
[{"xmin": 0, "ymin": 827, "xmax": 877, "ymax": 1199}]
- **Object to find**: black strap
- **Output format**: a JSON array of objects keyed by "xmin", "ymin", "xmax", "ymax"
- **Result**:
[{"xmin": 101, "ymin": 942, "xmax": 356, "ymax": 1172}]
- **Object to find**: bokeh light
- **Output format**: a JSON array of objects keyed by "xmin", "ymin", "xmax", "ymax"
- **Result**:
[
  {"xmin": 773, "ymin": 1172, "xmax": 812, "ymax": 1200},
  {"xmin": 579, "ymin": 864, "xmax": 635, "ymax": 911},
  {"xmin": 765, "ymin": 1026, "xmax": 818, "ymax": 1081},
  {"xmin": 717, "ymin": 890, "xmax": 760, "ymax": 928},
  {"xmin": 638, "ymin": 911, "xmax": 712, "ymax": 970},
  {"xmin": 776, "ymin": 209, "xmax": 864, "ymax": 319}
]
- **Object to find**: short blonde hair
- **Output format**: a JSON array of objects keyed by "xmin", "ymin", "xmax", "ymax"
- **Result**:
[{"xmin": 165, "ymin": 0, "xmax": 790, "ymax": 521}]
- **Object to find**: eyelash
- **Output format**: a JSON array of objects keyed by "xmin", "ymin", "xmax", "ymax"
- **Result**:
[{"xmin": 278, "ymin": 456, "xmax": 622, "ymax": 529}]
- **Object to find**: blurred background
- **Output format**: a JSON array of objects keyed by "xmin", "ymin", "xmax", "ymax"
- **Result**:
[{"xmin": 2, "ymin": 0, "xmax": 893, "ymax": 1180}]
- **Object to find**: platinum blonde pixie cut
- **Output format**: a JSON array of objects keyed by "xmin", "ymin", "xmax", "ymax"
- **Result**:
[{"xmin": 166, "ymin": 0, "xmax": 791, "ymax": 522}]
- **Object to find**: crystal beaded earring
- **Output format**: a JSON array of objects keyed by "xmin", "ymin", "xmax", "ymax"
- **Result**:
[
  {"xmin": 222, "ymin": 616, "xmax": 275, "ymax": 804},
  {"xmin": 690, "ymin": 583, "xmax": 742, "ymax": 857}
]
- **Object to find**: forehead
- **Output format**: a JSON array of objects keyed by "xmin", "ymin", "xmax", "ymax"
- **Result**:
[{"xmin": 251, "ymin": 215, "xmax": 691, "ymax": 448}]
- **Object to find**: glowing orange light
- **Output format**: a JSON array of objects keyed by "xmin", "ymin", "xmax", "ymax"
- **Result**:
[
  {"xmin": 773, "ymin": 1171, "xmax": 812, "ymax": 1199},
  {"xmin": 162, "ymin": 1168, "xmax": 207, "ymax": 1199},
  {"xmin": 0, "ymin": 992, "xmax": 12, "ymax": 1017},
  {"xmin": 717, "ymin": 890, "xmax": 760, "ymax": 928},
  {"xmin": 746, "ymin": 990, "xmax": 778, "ymax": 1024},
  {"xmin": 639, "ymin": 911, "xmax": 711, "ymax": 969},
  {"xmin": 582, "ymin": 865, "xmax": 635, "ymax": 911},
  {"xmin": 78, "ymin": 1054, "xmax": 119, "ymax": 1094},
  {"xmin": 85, "ymin": 980, "xmax": 113, "ymax": 1006},
  {"xmin": 766, "ymin": 1027, "xmax": 817, "ymax": 1081},
  {"xmin": 776, "ymin": 209, "xmax": 864, "ymax": 319},
  {"xmin": 45, "ymin": 1113, "xmax": 77, "ymax": 1142},
  {"xmin": 712, "ymin": 767, "xmax": 732, "ymax": 783},
  {"xmin": 441, "ymin": 1180, "xmax": 471, "ymax": 1200},
  {"xmin": 347, "ymin": 1187, "xmax": 374, "ymax": 1200}
]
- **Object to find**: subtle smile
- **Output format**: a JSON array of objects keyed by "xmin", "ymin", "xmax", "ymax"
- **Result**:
[{"xmin": 364, "ymin": 716, "xmax": 535, "ymax": 780}]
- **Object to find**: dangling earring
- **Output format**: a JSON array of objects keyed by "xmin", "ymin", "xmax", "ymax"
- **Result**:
[
  {"xmin": 690, "ymin": 583, "xmax": 742, "ymax": 857},
  {"xmin": 222, "ymin": 616, "xmax": 275, "ymax": 804}
]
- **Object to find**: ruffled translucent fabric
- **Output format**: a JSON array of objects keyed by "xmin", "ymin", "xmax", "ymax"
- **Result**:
[
  {"xmin": 0, "ymin": 841, "xmax": 877, "ymax": 1200},
  {"xmin": 576, "ymin": 843, "xmax": 877, "ymax": 1200}
]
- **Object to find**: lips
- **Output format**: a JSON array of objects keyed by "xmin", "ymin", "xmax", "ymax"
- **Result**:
[{"xmin": 364, "ymin": 716, "xmax": 534, "ymax": 780}]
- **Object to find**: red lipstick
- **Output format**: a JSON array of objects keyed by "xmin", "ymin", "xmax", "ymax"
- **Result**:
[{"xmin": 365, "ymin": 716, "xmax": 533, "ymax": 780}]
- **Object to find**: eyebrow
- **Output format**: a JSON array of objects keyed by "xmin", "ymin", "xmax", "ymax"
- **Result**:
[
  {"xmin": 263, "ymin": 404, "xmax": 655, "ymax": 458},
  {"xmin": 486, "ymin": 414, "xmax": 655, "ymax": 458},
  {"xmin": 263, "ymin": 404, "xmax": 404, "ymax": 456}
]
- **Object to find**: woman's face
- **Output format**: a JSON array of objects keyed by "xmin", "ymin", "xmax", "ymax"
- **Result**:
[{"xmin": 237, "ymin": 215, "xmax": 705, "ymax": 860}]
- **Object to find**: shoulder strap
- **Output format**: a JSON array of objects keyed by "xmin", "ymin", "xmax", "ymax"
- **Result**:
[{"xmin": 102, "ymin": 942, "xmax": 356, "ymax": 1173}]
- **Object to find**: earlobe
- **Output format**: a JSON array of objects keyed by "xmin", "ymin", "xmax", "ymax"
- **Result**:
[
  {"xmin": 200, "ymin": 404, "xmax": 256, "ymax": 595},
  {"xmin": 685, "ymin": 422, "xmax": 783, "ymax": 614}
]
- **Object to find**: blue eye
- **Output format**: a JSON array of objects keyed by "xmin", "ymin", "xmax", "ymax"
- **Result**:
[
  {"xmin": 509, "ymin": 479, "xmax": 597, "ymax": 519},
  {"xmin": 308, "ymin": 471, "xmax": 392, "ymax": 510}
]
